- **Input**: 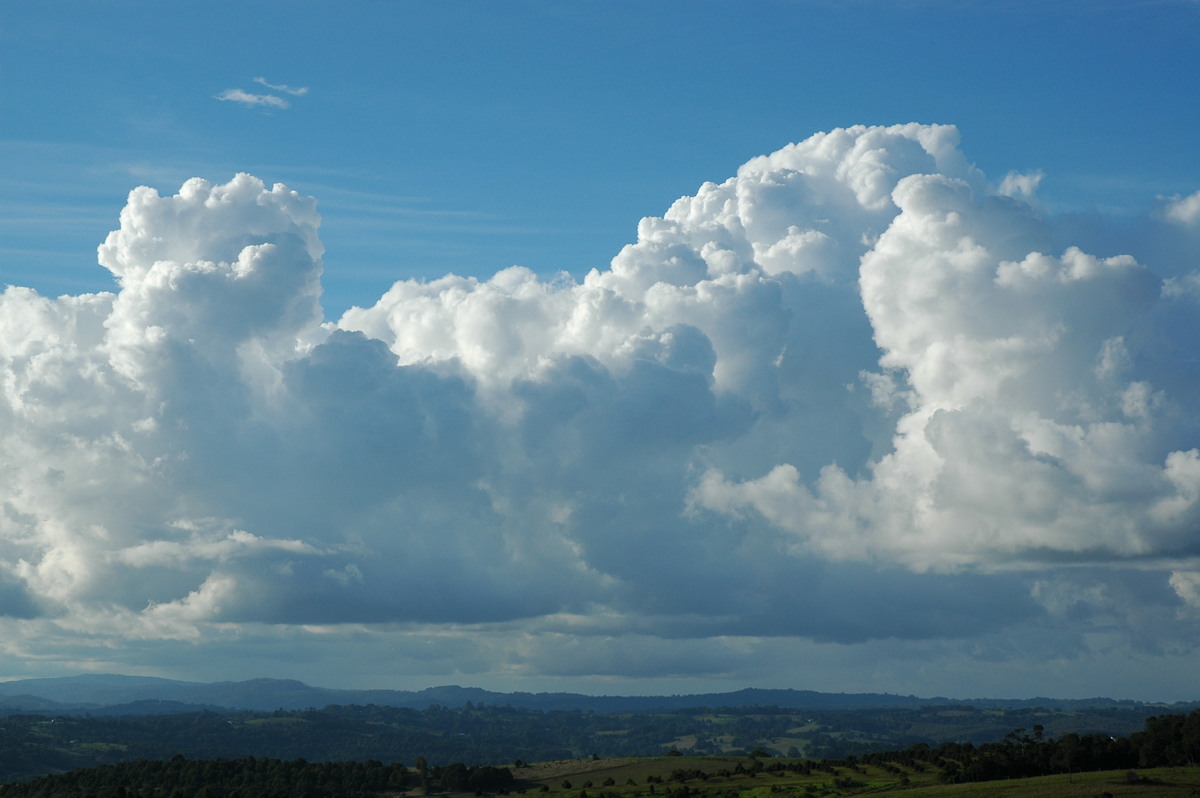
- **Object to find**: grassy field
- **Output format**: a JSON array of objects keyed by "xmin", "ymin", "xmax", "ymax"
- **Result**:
[{"xmin": 505, "ymin": 756, "xmax": 1200, "ymax": 798}]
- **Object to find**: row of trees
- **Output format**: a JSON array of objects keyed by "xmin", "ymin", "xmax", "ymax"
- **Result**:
[
  {"xmin": 847, "ymin": 709, "xmax": 1200, "ymax": 783},
  {"xmin": 643, "ymin": 711, "xmax": 1200, "ymax": 787},
  {"xmin": 0, "ymin": 755, "xmax": 409, "ymax": 798},
  {"xmin": 0, "ymin": 755, "xmax": 517, "ymax": 798}
]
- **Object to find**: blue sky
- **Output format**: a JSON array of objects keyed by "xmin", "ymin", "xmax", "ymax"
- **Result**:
[
  {"xmin": 5, "ymin": 1, "xmax": 1198, "ymax": 312},
  {"xmin": 2, "ymin": 1, "xmax": 1200, "ymax": 702}
]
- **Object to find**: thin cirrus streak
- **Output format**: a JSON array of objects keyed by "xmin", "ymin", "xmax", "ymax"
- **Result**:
[
  {"xmin": 214, "ymin": 88, "xmax": 291, "ymax": 109},
  {"xmin": 253, "ymin": 77, "xmax": 309, "ymax": 96}
]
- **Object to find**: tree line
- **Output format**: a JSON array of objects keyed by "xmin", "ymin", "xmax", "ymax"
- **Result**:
[
  {"xmin": 0, "ymin": 709, "xmax": 1197, "ymax": 798},
  {"xmin": 850, "ymin": 708, "xmax": 1200, "ymax": 783},
  {"xmin": 0, "ymin": 755, "xmax": 512, "ymax": 798}
]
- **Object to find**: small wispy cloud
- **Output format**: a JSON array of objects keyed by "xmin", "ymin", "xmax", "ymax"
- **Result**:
[
  {"xmin": 215, "ymin": 78, "xmax": 308, "ymax": 110},
  {"xmin": 215, "ymin": 88, "xmax": 290, "ymax": 109},
  {"xmin": 253, "ymin": 77, "xmax": 309, "ymax": 96}
]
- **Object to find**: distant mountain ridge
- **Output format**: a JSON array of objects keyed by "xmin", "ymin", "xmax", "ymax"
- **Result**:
[{"xmin": 0, "ymin": 674, "xmax": 1185, "ymax": 715}]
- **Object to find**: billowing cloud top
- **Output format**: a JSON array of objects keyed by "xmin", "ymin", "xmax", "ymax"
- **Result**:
[{"xmin": 3, "ymin": 124, "xmax": 1200, "ymax": 692}]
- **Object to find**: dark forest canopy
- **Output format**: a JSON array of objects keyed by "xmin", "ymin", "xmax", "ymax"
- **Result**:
[
  {"xmin": 2, "ymin": 710, "xmax": 1198, "ymax": 798},
  {"xmin": 0, "ymin": 701, "xmax": 1176, "ymax": 781}
]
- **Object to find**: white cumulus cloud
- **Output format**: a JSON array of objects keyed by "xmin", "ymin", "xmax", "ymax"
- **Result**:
[
  {"xmin": 1163, "ymin": 189, "xmax": 1200, "ymax": 227},
  {"xmin": 2, "ymin": 124, "xmax": 1200, "ymax": 692}
]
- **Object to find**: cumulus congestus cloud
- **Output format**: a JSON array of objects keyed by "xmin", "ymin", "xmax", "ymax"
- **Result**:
[{"xmin": 2, "ymin": 124, "xmax": 1200, "ymax": 685}]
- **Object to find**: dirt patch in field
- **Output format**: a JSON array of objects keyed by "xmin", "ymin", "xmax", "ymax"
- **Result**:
[{"xmin": 514, "ymin": 758, "xmax": 639, "ymax": 782}]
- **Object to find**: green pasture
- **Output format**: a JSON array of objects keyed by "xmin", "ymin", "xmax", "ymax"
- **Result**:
[{"xmin": 510, "ymin": 756, "xmax": 1200, "ymax": 798}]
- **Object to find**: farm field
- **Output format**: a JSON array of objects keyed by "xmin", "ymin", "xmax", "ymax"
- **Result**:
[{"xmin": 511, "ymin": 757, "xmax": 1200, "ymax": 798}]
